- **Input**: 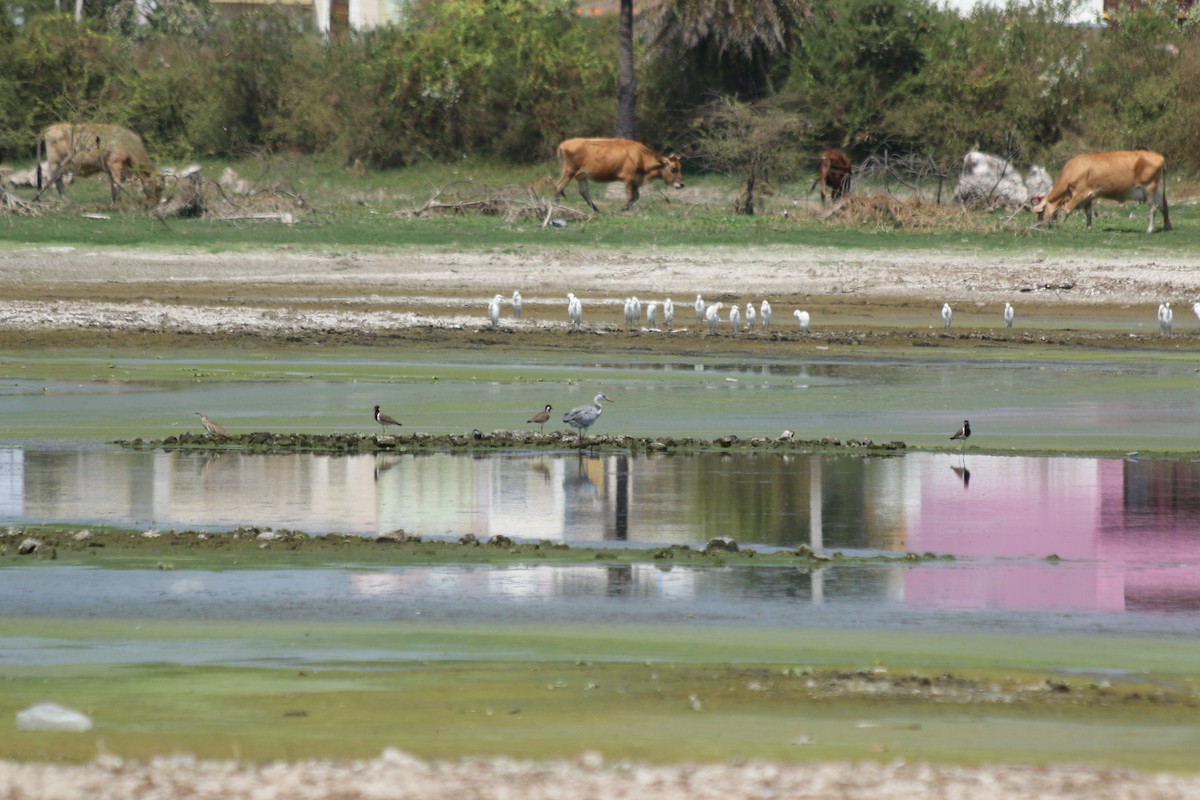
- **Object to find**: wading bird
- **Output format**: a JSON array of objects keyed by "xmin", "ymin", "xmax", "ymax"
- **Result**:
[
  {"xmin": 663, "ymin": 298, "xmax": 675, "ymax": 330},
  {"xmin": 647, "ymin": 301, "xmax": 659, "ymax": 329},
  {"xmin": 1004, "ymin": 302, "xmax": 1014, "ymax": 329},
  {"xmin": 511, "ymin": 290, "xmax": 522, "ymax": 319},
  {"xmin": 488, "ymin": 294, "xmax": 502, "ymax": 330},
  {"xmin": 562, "ymin": 393, "xmax": 614, "ymax": 447},
  {"xmin": 760, "ymin": 300, "xmax": 772, "ymax": 330},
  {"xmin": 195, "ymin": 411, "xmax": 228, "ymax": 436},
  {"xmin": 745, "ymin": 303, "xmax": 756, "ymax": 331},
  {"xmin": 1158, "ymin": 302, "xmax": 1173, "ymax": 336},
  {"xmin": 527, "ymin": 403, "xmax": 552, "ymax": 434},
  {"xmin": 729, "ymin": 305, "xmax": 741, "ymax": 335},
  {"xmin": 694, "ymin": 294, "xmax": 705, "ymax": 325},
  {"xmin": 567, "ymin": 293, "xmax": 582, "ymax": 329},
  {"xmin": 705, "ymin": 302, "xmax": 724, "ymax": 334},
  {"xmin": 794, "ymin": 309, "xmax": 810, "ymax": 332},
  {"xmin": 950, "ymin": 419, "xmax": 971, "ymax": 451},
  {"xmin": 374, "ymin": 405, "xmax": 402, "ymax": 435},
  {"xmin": 942, "ymin": 303, "xmax": 953, "ymax": 330}
]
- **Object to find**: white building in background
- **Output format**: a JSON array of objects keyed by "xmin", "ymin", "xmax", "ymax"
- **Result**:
[{"xmin": 209, "ymin": 0, "xmax": 407, "ymax": 33}]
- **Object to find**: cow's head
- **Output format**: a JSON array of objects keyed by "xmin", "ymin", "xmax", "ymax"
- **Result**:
[{"xmin": 661, "ymin": 154, "xmax": 684, "ymax": 189}]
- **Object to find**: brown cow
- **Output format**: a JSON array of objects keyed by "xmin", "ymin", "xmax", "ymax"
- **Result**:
[
  {"xmin": 37, "ymin": 123, "xmax": 159, "ymax": 204},
  {"xmin": 1032, "ymin": 150, "xmax": 1170, "ymax": 233},
  {"xmin": 811, "ymin": 148, "xmax": 852, "ymax": 204},
  {"xmin": 554, "ymin": 137, "xmax": 684, "ymax": 212}
]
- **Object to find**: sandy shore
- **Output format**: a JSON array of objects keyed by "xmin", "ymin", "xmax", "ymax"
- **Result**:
[{"xmin": 3, "ymin": 750, "xmax": 1198, "ymax": 800}]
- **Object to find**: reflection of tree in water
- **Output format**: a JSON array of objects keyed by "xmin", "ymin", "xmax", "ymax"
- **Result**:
[{"xmin": 680, "ymin": 454, "xmax": 888, "ymax": 550}]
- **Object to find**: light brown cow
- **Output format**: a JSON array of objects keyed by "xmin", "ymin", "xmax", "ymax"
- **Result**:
[
  {"xmin": 37, "ymin": 123, "xmax": 158, "ymax": 204},
  {"xmin": 554, "ymin": 137, "xmax": 684, "ymax": 212},
  {"xmin": 1032, "ymin": 150, "xmax": 1170, "ymax": 233},
  {"xmin": 811, "ymin": 148, "xmax": 852, "ymax": 204}
]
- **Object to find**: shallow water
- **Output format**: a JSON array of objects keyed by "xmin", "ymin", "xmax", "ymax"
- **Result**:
[{"xmin": 3, "ymin": 445, "xmax": 1199, "ymax": 621}]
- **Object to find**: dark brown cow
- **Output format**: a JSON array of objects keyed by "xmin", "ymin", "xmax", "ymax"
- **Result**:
[
  {"xmin": 812, "ymin": 148, "xmax": 852, "ymax": 204},
  {"xmin": 554, "ymin": 137, "xmax": 684, "ymax": 212},
  {"xmin": 1032, "ymin": 150, "xmax": 1170, "ymax": 233},
  {"xmin": 37, "ymin": 123, "xmax": 159, "ymax": 204}
]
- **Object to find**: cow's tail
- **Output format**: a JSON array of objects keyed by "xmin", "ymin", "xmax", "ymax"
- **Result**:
[{"xmin": 36, "ymin": 135, "xmax": 43, "ymax": 191}]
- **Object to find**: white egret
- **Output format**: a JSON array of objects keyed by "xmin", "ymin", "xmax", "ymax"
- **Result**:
[
  {"xmin": 1194, "ymin": 301, "xmax": 1200, "ymax": 321},
  {"xmin": 527, "ymin": 404, "xmax": 552, "ymax": 434},
  {"xmin": 729, "ymin": 305, "xmax": 741, "ymax": 335},
  {"xmin": 630, "ymin": 296, "xmax": 642, "ymax": 328},
  {"xmin": 705, "ymin": 302, "xmax": 724, "ymax": 333},
  {"xmin": 562, "ymin": 393, "xmax": 615, "ymax": 446},
  {"xmin": 567, "ymin": 293, "xmax": 582, "ymax": 328},
  {"xmin": 663, "ymin": 298, "xmax": 675, "ymax": 330},
  {"xmin": 373, "ymin": 405, "xmax": 402, "ymax": 435},
  {"xmin": 623, "ymin": 297, "xmax": 633, "ymax": 330},
  {"xmin": 647, "ymin": 301, "xmax": 659, "ymax": 329},
  {"xmin": 511, "ymin": 290, "xmax": 523, "ymax": 319},
  {"xmin": 793, "ymin": 309, "xmax": 810, "ymax": 332},
  {"xmin": 488, "ymin": 294, "xmax": 502, "ymax": 329},
  {"xmin": 760, "ymin": 300, "xmax": 772, "ymax": 330},
  {"xmin": 745, "ymin": 303, "xmax": 756, "ymax": 331},
  {"xmin": 694, "ymin": 294, "xmax": 705, "ymax": 324},
  {"xmin": 1003, "ymin": 302, "xmax": 1014, "ymax": 329},
  {"xmin": 1158, "ymin": 302, "xmax": 1172, "ymax": 336},
  {"xmin": 941, "ymin": 303, "xmax": 953, "ymax": 330}
]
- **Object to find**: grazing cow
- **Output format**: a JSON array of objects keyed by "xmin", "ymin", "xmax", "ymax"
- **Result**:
[
  {"xmin": 37, "ymin": 123, "xmax": 158, "ymax": 204},
  {"xmin": 812, "ymin": 148, "xmax": 852, "ymax": 204},
  {"xmin": 1032, "ymin": 150, "xmax": 1170, "ymax": 233},
  {"xmin": 554, "ymin": 137, "xmax": 684, "ymax": 212},
  {"xmin": 953, "ymin": 150, "xmax": 1029, "ymax": 210}
]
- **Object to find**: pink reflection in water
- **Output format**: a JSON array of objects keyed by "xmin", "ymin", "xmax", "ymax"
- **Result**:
[{"xmin": 905, "ymin": 455, "xmax": 1200, "ymax": 614}]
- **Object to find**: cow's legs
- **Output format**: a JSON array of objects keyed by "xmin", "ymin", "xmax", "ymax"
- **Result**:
[
  {"xmin": 575, "ymin": 177, "xmax": 600, "ymax": 213},
  {"xmin": 1155, "ymin": 184, "xmax": 1171, "ymax": 233},
  {"xmin": 623, "ymin": 182, "xmax": 639, "ymax": 211}
]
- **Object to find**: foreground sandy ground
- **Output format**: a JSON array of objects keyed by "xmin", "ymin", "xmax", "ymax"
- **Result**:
[
  {"xmin": 3, "ymin": 244, "xmax": 1199, "ymax": 797},
  {"xmin": 3, "ymin": 751, "xmax": 1199, "ymax": 800}
]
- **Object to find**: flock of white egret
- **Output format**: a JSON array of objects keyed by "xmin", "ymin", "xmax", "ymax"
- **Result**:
[{"xmin": 485, "ymin": 291, "xmax": 1200, "ymax": 335}]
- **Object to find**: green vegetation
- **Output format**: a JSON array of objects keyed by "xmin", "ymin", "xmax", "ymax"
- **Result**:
[
  {"xmin": 3, "ymin": 0, "xmax": 1200, "ymax": 179},
  {"xmin": 2, "ymin": 620, "xmax": 1199, "ymax": 769}
]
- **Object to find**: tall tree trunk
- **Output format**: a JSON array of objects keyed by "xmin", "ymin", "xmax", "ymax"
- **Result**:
[
  {"xmin": 73, "ymin": 0, "xmax": 83, "ymax": 21},
  {"xmin": 615, "ymin": 0, "xmax": 636, "ymax": 139}
]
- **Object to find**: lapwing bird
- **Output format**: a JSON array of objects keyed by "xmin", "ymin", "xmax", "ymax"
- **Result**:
[
  {"xmin": 374, "ymin": 405, "xmax": 402, "ymax": 435},
  {"xmin": 195, "ymin": 411, "xmax": 228, "ymax": 436},
  {"xmin": 950, "ymin": 420, "xmax": 971, "ymax": 451},
  {"xmin": 1004, "ymin": 302, "xmax": 1014, "ymax": 329},
  {"xmin": 760, "ymin": 300, "xmax": 772, "ymax": 330},
  {"xmin": 942, "ymin": 303, "xmax": 953, "ymax": 330},
  {"xmin": 527, "ymin": 403, "xmax": 553, "ymax": 434},
  {"xmin": 562, "ymin": 393, "xmax": 614, "ymax": 447},
  {"xmin": 794, "ymin": 309, "xmax": 810, "ymax": 332}
]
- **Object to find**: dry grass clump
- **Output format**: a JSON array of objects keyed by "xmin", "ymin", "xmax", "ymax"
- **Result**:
[
  {"xmin": 824, "ymin": 193, "xmax": 1010, "ymax": 231},
  {"xmin": 398, "ymin": 179, "xmax": 591, "ymax": 226},
  {"xmin": 154, "ymin": 167, "xmax": 309, "ymax": 222}
]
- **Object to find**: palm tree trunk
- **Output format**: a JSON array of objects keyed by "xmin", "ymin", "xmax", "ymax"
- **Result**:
[{"xmin": 615, "ymin": 0, "xmax": 637, "ymax": 139}]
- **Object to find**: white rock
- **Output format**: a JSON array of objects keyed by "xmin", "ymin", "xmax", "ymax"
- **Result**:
[{"xmin": 16, "ymin": 703, "xmax": 93, "ymax": 732}]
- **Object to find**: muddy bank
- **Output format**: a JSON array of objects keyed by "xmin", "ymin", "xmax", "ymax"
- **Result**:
[{"xmin": 115, "ymin": 429, "xmax": 908, "ymax": 455}]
